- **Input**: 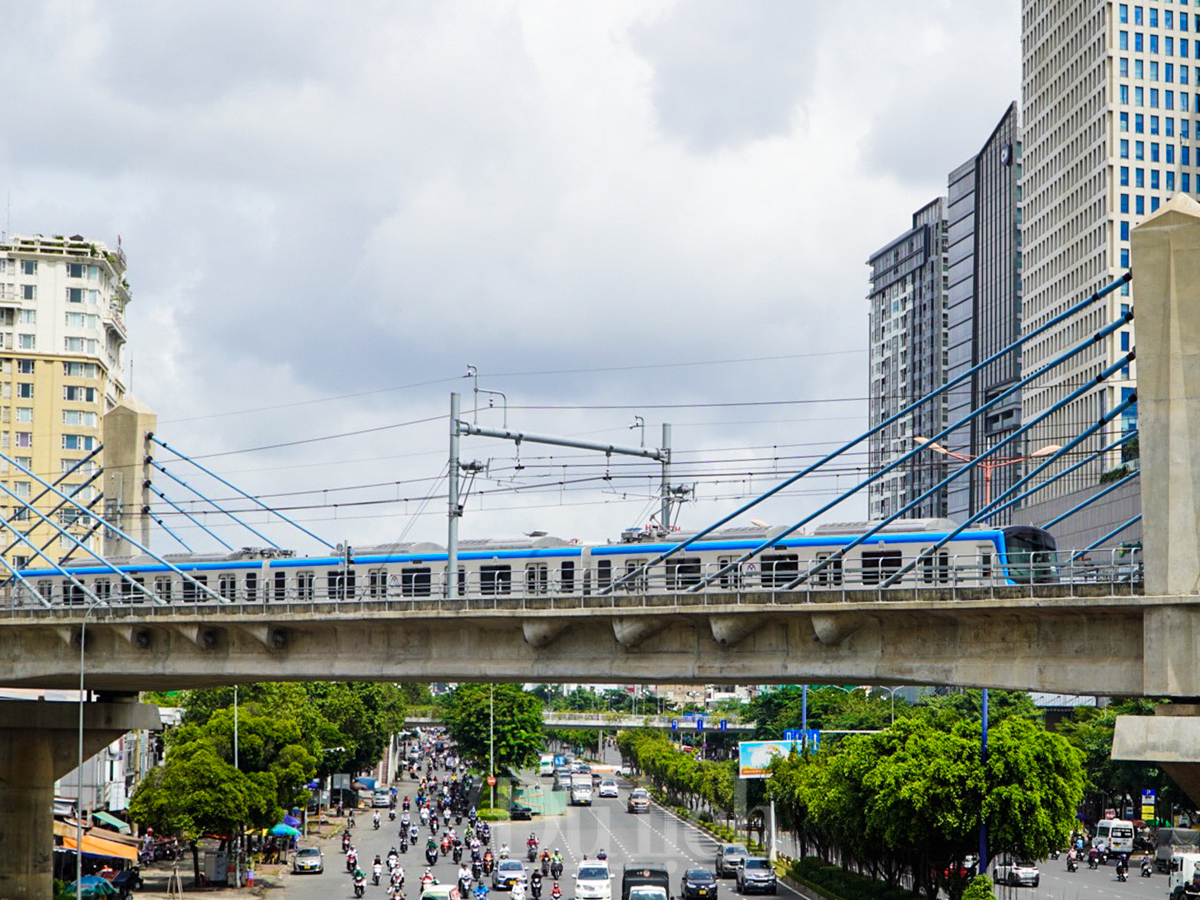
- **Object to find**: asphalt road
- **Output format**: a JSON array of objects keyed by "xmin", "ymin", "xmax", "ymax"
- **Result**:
[{"xmin": 282, "ymin": 777, "xmax": 1172, "ymax": 900}]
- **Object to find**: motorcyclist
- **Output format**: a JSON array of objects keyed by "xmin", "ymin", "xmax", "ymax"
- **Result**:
[
  {"xmin": 512, "ymin": 878, "xmax": 527, "ymax": 900},
  {"xmin": 530, "ymin": 869, "xmax": 543, "ymax": 899},
  {"xmin": 374, "ymin": 811, "xmax": 382, "ymax": 830},
  {"xmin": 596, "ymin": 850, "xmax": 607, "ymax": 861},
  {"xmin": 550, "ymin": 882, "xmax": 562, "ymax": 900},
  {"xmin": 1066, "ymin": 848, "xmax": 1078, "ymax": 872},
  {"xmin": 1142, "ymin": 853, "xmax": 1154, "ymax": 876},
  {"xmin": 1116, "ymin": 854, "xmax": 1130, "ymax": 880},
  {"xmin": 1088, "ymin": 847, "xmax": 1099, "ymax": 869},
  {"xmin": 499, "ymin": 843, "xmax": 510, "ymax": 860},
  {"xmin": 374, "ymin": 859, "xmax": 384, "ymax": 886},
  {"xmin": 540, "ymin": 850, "xmax": 551, "ymax": 875},
  {"xmin": 354, "ymin": 869, "xmax": 367, "ymax": 898}
]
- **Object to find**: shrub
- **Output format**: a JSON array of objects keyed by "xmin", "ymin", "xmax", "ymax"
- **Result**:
[
  {"xmin": 960, "ymin": 875, "xmax": 994, "ymax": 900},
  {"xmin": 787, "ymin": 858, "xmax": 923, "ymax": 900}
]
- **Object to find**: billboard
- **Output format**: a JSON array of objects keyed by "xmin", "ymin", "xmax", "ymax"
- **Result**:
[{"xmin": 738, "ymin": 735, "xmax": 819, "ymax": 778}]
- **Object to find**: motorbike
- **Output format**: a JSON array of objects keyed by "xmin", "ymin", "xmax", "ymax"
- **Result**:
[
  {"xmin": 400, "ymin": 838, "xmax": 409, "ymax": 855},
  {"xmin": 374, "ymin": 817, "xmax": 381, "ymax": 831},
  {"xmin": 472, "ymin": 861, "xmax": 483, "ymax": 882},
  {"xmin": 390, "ymin": 809, "xmax": 397, "ymax": 821},
  {"xmin": 347, "ymin": 855, "xmax": 358, "ymax": 874},
  {"xmin": 374, "ymin": 864, "xmax": 383, "ymax": 886},
  {"xmin": 1117, "ymin": 866, "xmax": 1129, "ymax": 883},
  {"xmin": 442, "ymin": 836, "xmax": 453, "ymax": 856},
  {"xmin": 541, "ymin": 856, "xmax": 550, "ymax": 877},
  {"xmin": 354, "ymin": 875, "xmax": 366, "ymax": 898},
  {"xmin": 1049, "ymin": 850, "xmax": 1060, "ymax": 860},
  {"xmin": 550, "ymin": 884, "xmax": 562, "ymax": 900},
  {"xmin": 427, "ymin": 847, "xmax": 440, "ymax": 867},
  {"xmin": 459, "ymin": 877, "xmax": 473, "ymax": 897},
  {"xmin": 528, "ymin": 846, "xmax": 538, "ymax": 863},
  {"xmin": 1066, "ymin": 858, "xmax": 1078, "ymax": 873},
  {"xmin": 550, "ymin": 861, "xmax": 563, "ymax": 880},
  {"xmin": 483, "ymin": 856, "xmax": 496, "ymax": 876},
  {"xmin": 342, "ymin": 834, "xmax": 352, "ymax": 854},
  {"xmin": 1142, "ymin": 862, "xmax": 1153, "ymax": 878},
  {"xmin": 1088, "ymin": 857, "xmax": 1098, "ymax": 870},
  {"xmin": 531, "ymin": 876, "xmax": 543, "ymax": 899},
  {"xmin": 454, "ymin": 845, "xmax": 464, "ymax": 864}
]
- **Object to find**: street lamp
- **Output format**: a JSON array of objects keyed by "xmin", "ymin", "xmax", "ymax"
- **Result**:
[
  {"xmin": 912, "ymin": 437, "xmax": 1061, "ymax": 521},
  {"xmin": 76, "ymin": 598, "xmax": 104, "ymax": 898}
]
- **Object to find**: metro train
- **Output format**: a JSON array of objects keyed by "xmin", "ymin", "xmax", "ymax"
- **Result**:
[{"xmin": 13, "ymin": 518, "xmax": 1058, "ymax": 607}]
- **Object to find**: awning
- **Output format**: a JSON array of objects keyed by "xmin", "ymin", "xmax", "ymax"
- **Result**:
[
  {"xmin": 92, "ymin": 812, "xmax": 130, "ymax": 834},
  {"xmin": 61, "ymin": 834, "xmax": 138, "ymax": 862}
]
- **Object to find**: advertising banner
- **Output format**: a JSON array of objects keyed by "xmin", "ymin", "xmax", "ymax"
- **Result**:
[{"xmin": 738, "ymin": 740, "xmax": 802, "ymax": 778}]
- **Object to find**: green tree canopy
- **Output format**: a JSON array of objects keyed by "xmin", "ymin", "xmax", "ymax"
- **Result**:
[{"xmin": 444, "ymin": 683, "xmax": 544, "ymax": 772}]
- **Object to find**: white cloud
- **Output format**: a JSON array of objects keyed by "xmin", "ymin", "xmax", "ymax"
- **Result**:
[{"xmin": 0, "ymin": 0, "xmax": 1019, "ymax": 553}]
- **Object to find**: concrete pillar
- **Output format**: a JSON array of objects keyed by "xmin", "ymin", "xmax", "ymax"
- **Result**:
[
  {"xmin": 102, "ymin": 396, "xmax": 158, "ymax": 558},
  {"xmin": 0, "ymin": 700, "xmax": 160, "ymax": 900},
  {"xmin": 1130, "ymin": 193, "xmax": 1200, "ymax": 595}
]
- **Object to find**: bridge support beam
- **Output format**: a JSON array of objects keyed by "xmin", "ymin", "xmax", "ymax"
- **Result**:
[
  {"xmin": 1132, "ymin": 193, "xmax": 1200, "ymax": 595},
  {"xmin": 1113, "ymin": 706, "xmax": 1200, "ymax": 807},
  {"xmin": 0, "ymin": 699, "xmax": 160, "ymax": 900}
]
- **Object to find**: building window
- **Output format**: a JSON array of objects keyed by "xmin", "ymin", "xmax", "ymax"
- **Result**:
[
  {"xmin": 1121, "ymin": 57, "xmax": 1130, "ymax": 77},
  {"xmin": 17, "ymin": 335, "xmax": 34, "ymax": 350},
  {"xmin": 16, "ymin": 383, "xmax": 32, "ymax": 399},
  {"xmin": 1136, "ymin": 167, "xmax": 1145, "ymax": 187},
  {"xmin": 20, "ymin": 285, "xmax": 35, "ymax": 300},
  {"xmin": 14, "ymin": 432, "xmax": 31, "ymax": 448},
  {"xmin": 1136, "ymin": 113, "xmax": 1145, "ymax": 133},
  {"xmin": 1121, "ymin": 221, "xmax": 1131, "ymax": 240},
  {"xmin": 1121, "ymin": 30, "xmax": 1129, "ymax": 50},
  {"xmin": 63, "ymin": 386, "xmax": 95, "ymax": 402},
  {"xmin": 1121, "ymin": 165, "xmax": 1130, "ymax": 186},
  {"xmin": 62, "ymin": 434, "xmax": 96, "ymax": 451},
  {"xmin": 20, "ymin": 260, "xmax": 36, "ymax": 276},
  {"xmin": 16, "ymin": 360, "xmax": 33, "ymax": 374},
  {"xmin": 15, "ymin": 407, "xmax": 31, "ymax": 423},
  {"xmin": 1137, "ymin": 195, "xmax": 1146, "ymax": 214}
]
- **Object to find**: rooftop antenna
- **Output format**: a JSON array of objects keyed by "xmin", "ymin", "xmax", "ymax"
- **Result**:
[{"xmin": 3, "ymin": 191, "xmax": 9, "ymax": 241}]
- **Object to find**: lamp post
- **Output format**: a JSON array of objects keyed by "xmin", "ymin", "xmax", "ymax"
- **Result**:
[
  {"xmin": 489, "ymin": 685, "xmax": 495, "ymax": 812},
  {"xmin": 912, "ymin": 437, "xmax": 1061, "ymax": 521},
  {"xmin": 872, "ymin": 686, "xmax": 904, "ymax": 725},
  {"xmin": 76, "ymin": 599, "xmax": 103, "ymax": 898}
]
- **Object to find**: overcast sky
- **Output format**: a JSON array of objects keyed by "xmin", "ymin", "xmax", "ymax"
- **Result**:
[{"xmin": 0, "ymin": 1, "xmax": 1021, "ymax": 555}]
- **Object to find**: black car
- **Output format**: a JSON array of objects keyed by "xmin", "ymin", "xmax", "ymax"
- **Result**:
[
  {"xmin": 509, "ymin": 801, "xmax": 535, "ymax": 821},
  {"xmin": 681, "ymin": 868, "xmax": 718, "ymax": 900}
]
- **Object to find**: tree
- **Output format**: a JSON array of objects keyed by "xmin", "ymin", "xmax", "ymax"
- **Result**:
[
  {"xmin": 443, "ymin": 683, "xmax": 544, "ymax": 772},
  {"xmin": 129, "ymin": 743, "xmax": 278, "ymax": 885},
  {"xmin": 961, "ymin": 875, "xmax": 994, "ymax": 900}
]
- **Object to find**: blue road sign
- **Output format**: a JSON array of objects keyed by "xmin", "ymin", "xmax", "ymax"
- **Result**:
[
  {"xmin": 783, "ymin": 730, "xmax": 801, "ymax": 742},
  {"xmin": 719, "ymin": 719, "xmax": 728, "ymax": 731},
  {"xmin": 670, "ymin": 719, "xmax": 678, "ymax": 731},
  {"xmin": 696, "ymin": 717, "xmax": 705, "ymax": 730}
]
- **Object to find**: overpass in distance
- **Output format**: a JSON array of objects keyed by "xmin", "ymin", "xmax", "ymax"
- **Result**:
[{"xmin": 405, "ymin": 711, "xmax": 756, "ymax": 732}]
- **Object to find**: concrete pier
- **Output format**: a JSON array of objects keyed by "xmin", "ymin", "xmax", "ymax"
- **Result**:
[{"xmin": 0, "ymin": 699, "xmax": 160, "ymax": 900}]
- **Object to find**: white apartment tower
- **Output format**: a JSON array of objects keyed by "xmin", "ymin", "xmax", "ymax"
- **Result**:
[
  {"xmin": 1021, "ymin": 1, "xmax": 1169, "ymax": 513},
  {"xmin": 0, "ymin": 234, "xmax": 155, "ymax": 569}
]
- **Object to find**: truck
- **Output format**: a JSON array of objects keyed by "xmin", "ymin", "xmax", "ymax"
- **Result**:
[
  {"xmin": 622, "ymin": 862, "xmax": 670, "ymax": 900},
  {"xmin": 1167, "ymin": 851, "xmax": 1200, "ymax": 900},
  {"xmin": 1160, "ymin": 829, "xmax": 1200, "ymax": 872},
  {"xmin": 570, "ymin": 773, "xmax": 593, "ymax": 806}
]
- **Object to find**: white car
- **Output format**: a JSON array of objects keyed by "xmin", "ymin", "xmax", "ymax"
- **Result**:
[
  {"xmin": 992, "ymin": 860, "xmax": 1039, "ymax": 887},
  {"xmin": 575, "ymin": 862, "xmax": 612, "ymax": 900},
  {"xmin": 598, "ymin": 779, "xmax": 619, "ymax": 798}
]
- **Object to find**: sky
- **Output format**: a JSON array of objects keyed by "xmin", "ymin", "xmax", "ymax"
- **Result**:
[{"xmin": 0, "ymin": 1, "xmax": 1021, "ymax": 556}]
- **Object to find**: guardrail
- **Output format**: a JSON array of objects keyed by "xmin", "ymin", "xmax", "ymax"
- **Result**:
[{"xmin": 0, "ymin": 550, "xmax": 1143, "ymax": 617}]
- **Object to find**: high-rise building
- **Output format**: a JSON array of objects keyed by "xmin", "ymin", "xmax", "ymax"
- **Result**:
[
  {"xmin": 0, "ymin": 234, "xmax": 155, "ymax": 569},
  {"xmin": 1019, "ymin": 0, "xmax": 1149, "ymax": 548},
  {"xmin": 944, "ymin": 103, "xmax": 1025, "ymax": 525},
  {"xmin": 867, "ymin": 199, "xmax": 950, "ymax": 521}
]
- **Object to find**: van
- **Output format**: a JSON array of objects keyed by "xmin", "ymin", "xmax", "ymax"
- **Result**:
[
  {"xmin": 570, "ymin": 774, "xmax": 594, "ymax": 806},
  {"xmin": 1094, "ymin": 818, "xmax": 1135, "ymax": 858},
  {"xmin": 622, "ymin": 862, "xmax": 670, "ymax": 900},
  {"xmin": 539, "ymin": 754, "xmax": 555, "ymax": 777}
]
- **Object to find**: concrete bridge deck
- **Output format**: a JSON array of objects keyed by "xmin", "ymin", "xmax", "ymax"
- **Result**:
[{"xmin": 0, "ymin": 583, "xmax": 1176, "ymax": 697}]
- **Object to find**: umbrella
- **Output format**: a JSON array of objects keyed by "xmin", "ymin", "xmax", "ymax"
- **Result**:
[
  {"xmin": 282, "ymin": 815, "xmax": 302, "ymax": 828},
  {"xmin": 270, "ymin": 823, "xmax": 301, "ymax": 837}
]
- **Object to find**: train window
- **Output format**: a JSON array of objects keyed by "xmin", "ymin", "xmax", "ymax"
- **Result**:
[
  {"xmin": 65, "ymin": 582, "xmax": 86, "ymax": 605},
  {"xmin": 920, "ymin": 552, "xmax": 950, "ymax": 584},
  {"xmin": 666, "ymin": 556, "xmax": 702, "ymax": 589},
  {"xmin": 274, "ymin": 571, "xmax": 287, "ymax": 601},
  {"xmin": 297, "ymin": 571, "xmax": 314, "ymax": 600},
  {"xmin": 94, "ymin": 578, "xmax": 111, "ymax": 601},
  {"xmin": 525, "ymin": 563, "xmax": 549, "ymax": 594},
  {"xmin": 559, "ymin": 561, "xmax": 575, "ymax": 593},
  {"xmin": 624, "ymin": 559, "xmax": 648, "ymax": 592},
  {"xmin": 219, "ymin": 574, "xmax": 236, "ymax": 601},
  {"xmin": 761, "ymin": 554, "xmax": 799, "ymax": 588},
  {"xmin": 480, "ymin": 564, "xmax": 512, "ymax": 596},
  {"xmin": 1001, "ymin": 528, "xmax": 1059, "ymax": 584},
  {"xmin": 123, "ymin": 576, "xmax": 146, "ymax": 602},
  {"xmin": 717, "ymin": 556, "xmax": 742, "ymax": 589},
  {"xmin": 182, "ymin": 574, "xmax": 209, "ymax": 602},
  {"xmin": 812, "ymin": 553, "xmax": 843, "ymax": 586},
  {"xmin": 154, "ymin": 577, "xmax": 173, "ymax": 602},
  {"xmin": 978, "ymin": 549, "xmax": 993, "ymax": 580},
  {"xmin": 328, "ymin": 569, "xmax": 356, "ymax": 600},
  {"xmin": 456, "ymin": 567, "xmax": 466, "ymax": 596},
  {"xmin": 37, "ymin": 579, "xmax": 53, "ymax": 604},
  {"xmin": 245, "ymin": 572, "xmax": 258, "ymax": 602},
  {"xmin": 368, "ymin": 568, "xmax": 388, "ymax": 598},
  {"xmin": 402, "ymin": 567, "xmax": 431, "ymax": 597},
  {"xmin": 596, "ymin": 559, "xmax": 612, "ymax": 590},
  {"xmin": 861, "ymin": 550, "xmax": 902, "ymax": 585}
]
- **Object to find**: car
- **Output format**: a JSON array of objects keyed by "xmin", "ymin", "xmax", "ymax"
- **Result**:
[
  {"xmin": 715, "ymin": 845, "xmax": 748, "ymax": 878},
  {"xmin": 680, "ymin": 867, "xmax": 718, "ymax": 900},
  {"xmin": 554, "ymin": 768, "xmax": 573, "ymax": 791},
  {"xmin": 509, "ymin": 801, "xmax": 535, "ymax": 821},
  {"xmin": 575, "ymin": 861, "xmax": 613, "ymax": 900},
  {"xmin": 992, "ymin": 859, "xmax": 1039, "ymax": 887},
  {"xmin": 293, "ymin": 846, "xmax": 324, "ymax": 874},
  {"xmin": 735, "ymin": 858, "xmax": 776, "ymax": 895},
  {"xmin": 493, "ymin": 859, "xmax": 527, "ymax": 891},
  {"xmin": 627, "ymin": 788, "xmax": 651, "ymax": 813},
  {"xmin": 598, "ymin": 779, "xmax": 619, "ymax": 798},
  {"xmin": 373, "ymin": 789, "xmax": 391, "ymax": 808},
  {"xmin": 421, "ymin": 885, "xmax": 462, "ymax": 900}
]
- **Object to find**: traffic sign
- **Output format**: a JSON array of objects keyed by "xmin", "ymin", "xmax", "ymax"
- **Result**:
[
  {"xmin": 719, "ymin": 719, "xmax": 728, "ymax": 731},
  {"xmin": 670, "ymin": 719, "xmax": 678, "ymax": 731},
  {"xmin": 783, "ymin": 730, "xmax": 801, "ymax": 742},
  {"xmin": 487, "ymin": 776, "xmax": 496, "ymax": 786},
  {"xmin": 696, "ymin": 717, "xmax": 705, "ymax": 730}
]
